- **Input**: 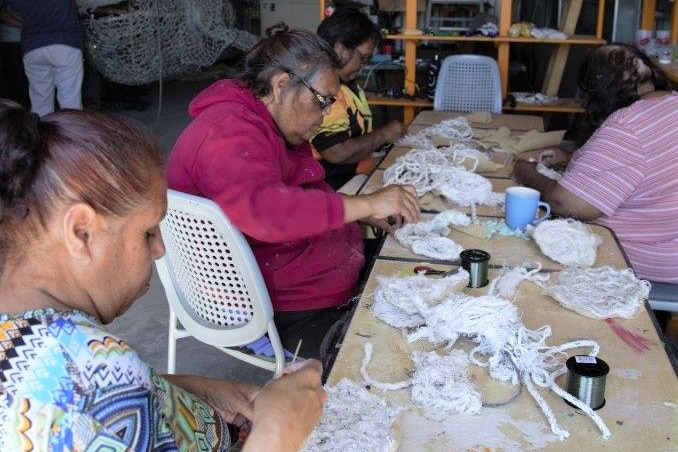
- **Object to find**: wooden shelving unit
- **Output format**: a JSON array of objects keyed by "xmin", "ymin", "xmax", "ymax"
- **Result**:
[
  {"xmin": 320, "ymin": 0, "xmax": 607, "ymax": 123},
  {"xmin": 641, "ymin": 0, "xmax": 678, "ymax": 45},
  {"xmin": 318, "ymin": 0, "xmax": 609, "ymax": 122},
  {"xmin": 365, "ymin": 94, "xmax": 434, "ymax": 107},
  {"xmin": 641, "ymin": 0, "xmax": 678, "ymax": 84}
]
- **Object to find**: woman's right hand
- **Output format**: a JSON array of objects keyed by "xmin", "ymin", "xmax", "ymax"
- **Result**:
[
  {"xmin": 364, "ymin": 184, "xmax": 420, "ymax": 224},
  {"xmin": 244, "ymin": 359, "xmax": 326, "ymax": 452},
  {"xmin": 379, "ymin": 120, "xmax": 407, "ymax": 143}
]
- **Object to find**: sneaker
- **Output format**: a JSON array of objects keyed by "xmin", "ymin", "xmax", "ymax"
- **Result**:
[{"xmin": 238, "ymin": 336, "xmax": 296, "ymax": 363}]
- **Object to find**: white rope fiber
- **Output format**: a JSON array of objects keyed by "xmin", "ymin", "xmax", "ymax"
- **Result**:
[
  {"xmin": 529, "ymin": 219, "xmax": 602, "ymax": 267},
  {"xmin": 396, "ymin": 118, "xmax": 474, "ymax": 148},
  {"xmin": 536, "ymin": 162, "xmax": 563, "ymax": 180},
  {"xmin": 486, "ymin": 263, "xmax": 550, "ymax": 300},
  {"xmin": 384, "ymin": 149, "xmax": 502, "ymax": 208},
  {"xmin": 372, "ymin": 270, "xmax": 470, "ymax": 328},
  {"xmin": 367, "ymin": 274, "xmax": 611, "ymax": 440},
  {"xmin": 360, "ymin": 343, "xmax": 412, "ymax": 392},
  {"xmin": 410, "ymin": 350, "xmax": 482, "ymax": 415},
  {"xmin": 302, "ymin": 377, "xmax": 402, "ymax": 452},
  {"xmin": 541, "ymin": 266, "xmax": 651, "ymax": 319},
  {"xmin": 394, "ymin": 210, "xmax": 471, "ymax": 260}
]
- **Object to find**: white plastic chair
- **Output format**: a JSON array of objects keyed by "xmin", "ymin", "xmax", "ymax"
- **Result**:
[
  {"xmin": 433, "ymin": 54, "xmax": 503, "ymax": 113},
  {"xmin": 155, "ymin": 189, "xmax": 285, "ymax": 376}
]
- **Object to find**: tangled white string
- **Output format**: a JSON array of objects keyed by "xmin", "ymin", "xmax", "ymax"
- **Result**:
[
  {"xmin": 369, "ymin": 275, "xmax": 611, "ymax": 440},
  {"xmin": 396, "ymin": 118, "xmax": 474, "ymax": 148},
  {"xmin": 384, "ymin": 149, "xmax": 502, "ymax": 208},
  {"xmin": 394, "ymin": 210, "xmax": 471, "ymax": 260},
  {"xmin": 372, "ymin": 270, "xmax": 470, "ymax": 328},
  {"xmin": 410, "ymin": 350, "xmax": 482, "ymax": 415},
  {"xmin": 536, "ymin": 163, "xmax": 563, "ymax": 180},
  {"xmin": 302, "ymin": 377, "xmax": 402, "ymax": 452},
  {"xmin": 487, "ymin": 263, "xmax": 550, "ymax": 300},
  {"xmin": 541, "ymin": 266, "xmax": 651, "ymax": 319},
  {"xmin": 529, "ymin": 219, "xmax": 602, "ymax": 267},
  {"xmin": 76, "ymin": 0, "xmax": 257, "ymax": 85}
]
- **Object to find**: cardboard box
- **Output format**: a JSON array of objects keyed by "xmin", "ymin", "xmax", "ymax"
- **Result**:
[{"xmin": 378, "ymin": 0, "xmax": 425, "ymax": 12}]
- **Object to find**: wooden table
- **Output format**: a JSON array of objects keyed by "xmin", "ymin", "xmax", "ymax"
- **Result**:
[
  {"xmin": 364, "ymin": 112, "xmax": 545, "ymax": 216},
  {"xmin": 407, "ymin": 111, "xmax": 545, "ymax": 131},
  {"xmin": 378, "ymin": 213, "xmax": 630, "ymax": 272},
  {"xmin": 328, "ymin": 256, "xmax": 678, "ymax": 450},
  {"xmin": 326, "ymin": 111, "xmax": 678, "ymax": 451}
]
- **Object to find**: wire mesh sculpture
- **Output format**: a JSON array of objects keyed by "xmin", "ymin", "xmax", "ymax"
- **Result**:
[{"xmin": 76, "ymin": 0, "xmax": 257, "ymax": 85}]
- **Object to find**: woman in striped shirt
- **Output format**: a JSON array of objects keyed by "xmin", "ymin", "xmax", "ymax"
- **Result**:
[{"xmin": 513, "ymin": 44, "xmax": 678, "ymax": 283}]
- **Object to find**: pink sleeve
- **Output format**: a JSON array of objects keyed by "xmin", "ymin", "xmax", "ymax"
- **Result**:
[{"xmin": 558, "ymin": 119, "xmax": 646, "ymax": 216}]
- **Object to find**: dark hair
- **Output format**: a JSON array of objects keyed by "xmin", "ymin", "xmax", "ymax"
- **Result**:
[
  {"xmin": 238, "ymin": 22, "xmax": 340, "ymax": 98},
  {"xmin": 317, "ymin": 8, "xmax": 380, "ymax": 51},
  {"xmin": 0, "ymin": 99, "xmax": 163, "ymax": 258},
  {"xmin": 577, "ymin": 44, "xmax": 676, "ymax": 142}
]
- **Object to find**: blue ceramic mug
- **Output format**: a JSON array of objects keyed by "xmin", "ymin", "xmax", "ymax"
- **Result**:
[{"xmin": 504, "ymin": 186, "xmax": 550, "ymax": 230}]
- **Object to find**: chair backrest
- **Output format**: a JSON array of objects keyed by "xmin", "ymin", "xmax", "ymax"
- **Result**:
[
  {"xmin": 434, "ymin": 54, "xmax": 503, "ymax": 113},
  {"xmin": 156, "ymin": 189, "xmax": 274, "ymax": 347}
]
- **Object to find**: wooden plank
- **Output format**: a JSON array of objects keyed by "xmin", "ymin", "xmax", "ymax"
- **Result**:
[
  {"xmin": 385, "ymin": 34, "xmax": 606, "ymax": 44},
  {"xmin": 497, "ymin": 0, "xmax": 513, "ymax": 99},
  {"xmin": 407, "ymin": 111, "xmax": 544, "ymax": 130},
  {"xmin": 641, "ymin": 0, "xmax": 657, "ymax": 31},
  {"xmin": 366, "ymin": 95, "xmax": 433, "ymax": 108},
  {"xmin": 542, "ymin": 0, "xmax": 584, "ymax": 96},
  {"xmin": 505, "ymin": 99, "xmax": 586, "ymax": 113}
]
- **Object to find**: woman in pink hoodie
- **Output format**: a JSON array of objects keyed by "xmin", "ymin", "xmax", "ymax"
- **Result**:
[{"xmin": 166, "ymin": 24, "xmax": 419, "ymax": 360}]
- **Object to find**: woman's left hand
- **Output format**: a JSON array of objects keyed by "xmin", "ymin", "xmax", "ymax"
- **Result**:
[
  {"xmin": 204, "ymin": 380, "xmax": 261, "ymax": 423},
  {"xmin": 164, "ymin": 374, "xmax": 260, "ymax": 423}
]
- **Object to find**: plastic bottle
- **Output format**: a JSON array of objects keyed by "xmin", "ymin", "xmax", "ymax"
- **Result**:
[{"xmin": 426, "ymin": 54, "xmax": 440, "ymax": 100}]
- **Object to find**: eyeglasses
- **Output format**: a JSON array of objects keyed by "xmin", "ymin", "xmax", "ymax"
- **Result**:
[
  {"xmin": 354, "ymin": 48, "xmax": 373, "ymax": 65},
  {"xmin": 287, "ymin": 70, "xmax": 336, "ymax": 110}
]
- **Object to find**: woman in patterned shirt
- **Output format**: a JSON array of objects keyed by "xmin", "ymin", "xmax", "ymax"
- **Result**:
[
  {"xmin": 312, "ymin": 8, "xmax": 407, "ymax": 190},
  {"xmin": 0, "ymin": 100, "xmax": 326, "ymax": 451}
]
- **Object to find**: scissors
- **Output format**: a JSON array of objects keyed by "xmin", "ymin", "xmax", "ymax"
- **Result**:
[{"xmin": 413, "ymin": 265, "xmax": 457, "ymax": 276}]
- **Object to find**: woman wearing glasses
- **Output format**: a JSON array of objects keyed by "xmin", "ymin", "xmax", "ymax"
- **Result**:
[
  {"xmin": 313, "ymin": 8, "xmax": 407, "ymax": 190},
  {"xmin": 166, "ymin": 24, "xmax": 419, "ymax": 360}
]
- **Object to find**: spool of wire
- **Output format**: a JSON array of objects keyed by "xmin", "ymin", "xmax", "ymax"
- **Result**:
[
  {"xmin": 565, "ymin": 355, "xmax": 609, "ymax": 410},
  {"xmin": 460, "ymin": 249, "xmax": 490, "ymax": 288}
]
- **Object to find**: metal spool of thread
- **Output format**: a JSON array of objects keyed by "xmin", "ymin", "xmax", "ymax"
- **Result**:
[
  {"xmin": 565, "ymin": 355, "xmax": 609, "ymax": 410},
  {"xmin": 460, "ymin": 249, "xmax": 490, "ymax": 288}
]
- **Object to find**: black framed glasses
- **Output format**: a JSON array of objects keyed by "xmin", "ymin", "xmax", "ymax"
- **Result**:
[
  {"xmin": 354, "ymin": 48, "xmax": 373, "ymax": 65},
  {"xmin": 287, "ymin": 70, "xmax": 336, "ymax": 110}
]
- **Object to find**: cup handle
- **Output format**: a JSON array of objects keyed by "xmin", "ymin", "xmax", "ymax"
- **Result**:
[{"xmin": 533, "ymin": 201, "xmax": 551, "ymax": 224}]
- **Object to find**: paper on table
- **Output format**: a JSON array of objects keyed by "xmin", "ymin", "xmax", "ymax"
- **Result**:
[
  {"xmin": 515, "ymin": 129, "xmax": 566, "ymax": 152},
  {"xmin": 472, "ymin": 127, "xmax": 566, "ymax": 154},
  {"xmin": 465, "ymin": 112, "xmax": 493, "ymax": 124}
]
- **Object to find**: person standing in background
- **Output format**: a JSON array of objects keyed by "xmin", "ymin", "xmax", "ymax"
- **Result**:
[
  {"xmin": 1, "ymin": 0, "xmax": 83, "ymax": 116},
  {"xmin": 0, "ymin": 6, "xmax": 28, "ymax": 107}
]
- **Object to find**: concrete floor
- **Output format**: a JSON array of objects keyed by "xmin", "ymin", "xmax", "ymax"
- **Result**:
[{"xmin": 106, "ymin": 74, "xmax": 272, "ymax": 386}]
